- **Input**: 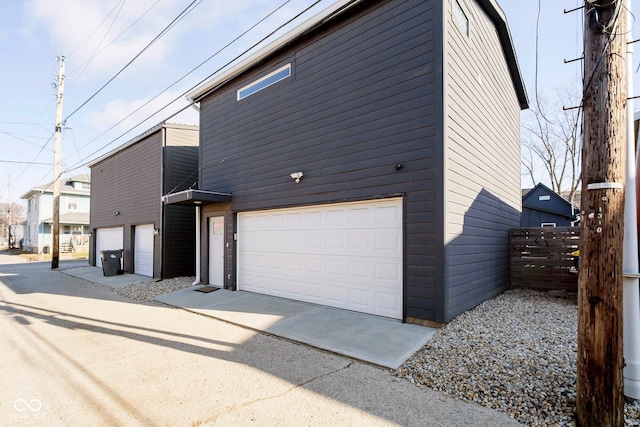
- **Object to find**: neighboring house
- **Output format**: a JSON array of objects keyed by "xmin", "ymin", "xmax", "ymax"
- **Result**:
[
  {"xmin": 164, "ymin": 0, "xmax": 528, "ymax": 324},
  {"xmin": 522, "ymin": 184, "xmax": 578, "ymax": 227},
  {"xmin": 89, "ymin": 123, "xmax": 199, "ymax": 279},
  {"xmin": 21, "ymin": 174, "xmax": 91, "ymax": 254}
]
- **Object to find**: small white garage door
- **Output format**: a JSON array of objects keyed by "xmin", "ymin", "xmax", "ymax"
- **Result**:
[
  {"xmin": 134, "ymin": 224, "xmax": 154, "ymax": 277},
  {"xmin": 96, "ymin": 227, "xmax": 123, "ymax": 268},
  {"xmin": 237, "ymin": 198, "xmax": 403, "ymax": 319}
]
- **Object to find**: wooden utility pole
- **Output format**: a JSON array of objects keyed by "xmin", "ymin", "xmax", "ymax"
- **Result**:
[
  {"xmin": 8, "ymin": 174, "xmax": 12, "ymax": 248},
  {"xmin": 52, "ymin": 56, "xmax": 65, "ymax": 269},
  {"xmin": 577, "ymin": 1, "xmax": 627, "ymax": 425}
]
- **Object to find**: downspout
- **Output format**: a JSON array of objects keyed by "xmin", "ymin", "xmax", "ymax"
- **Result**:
[
  {"xmin": 623, "ymin": 0, "xmax": 640, "ymax": 399},
  {"xmin": 192, "ymin": 205, "xmax": 201, "ymax": 286}
]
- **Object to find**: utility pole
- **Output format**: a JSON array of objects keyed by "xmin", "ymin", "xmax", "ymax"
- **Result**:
[
  {"xmin": 52, "ymin": 56, "xmax": 65, "ymax": 269},
  {"xmin": 8, "ymin": 174, "xmax": 12, "ymax": 249},
  {"xmin": 577, "ymin": 1, "xmax": 627, "ymax": 426}
]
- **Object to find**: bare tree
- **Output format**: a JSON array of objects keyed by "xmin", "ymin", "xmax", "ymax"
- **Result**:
[
  {"xmin": 521, "ymin": 89, "xmax": 582, "ymax": 204},
  {"xmin": 0, "ymin": 202, "xmax": 25, "ymax": 248}
]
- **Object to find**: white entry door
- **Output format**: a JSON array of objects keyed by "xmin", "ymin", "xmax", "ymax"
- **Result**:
[
  {"xmin": 209, "ymin": 216, "xmax": 225, "ymax": 286},
  {"xmin": 237, "ymin": 198, "xmax": 403, "ymax": 319},
  {"xmin": 134, "ymin": 224, "xmax": 154, "ymax": 277}
]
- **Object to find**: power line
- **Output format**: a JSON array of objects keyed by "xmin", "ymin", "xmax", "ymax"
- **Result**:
[
  {"xmin": 66, "ymin": 0, "xmax": 127, "ymax": 59},
  {"xmin": 63, "ymin": 0, "xmax": 203, "ymax": 123},
  {"xmin": 66, "ymin": 0, "xmax": 127, "ymax": 93},
  {"xmin": 62, "ymin": 0, "xmax": 317, "ymax": 174},
  {"xmin": 0, "ymin": 160, "xmax": 51, "ymax": 165},
  {"xmin": 66, "ymin": 0, "xmax": 162, "ymax": 77}
]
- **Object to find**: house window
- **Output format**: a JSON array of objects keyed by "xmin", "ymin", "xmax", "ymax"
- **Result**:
[
  {"xmin": 541, "ymin": 223, "xmax": 556, "ymax": 227},
  {"xmin": 538, "ymin": 195, "xmax": 551, "ymax": 201},
  {"xmin": 453, "ymin": 1, "xmax": 469, "ymax": 36},
  {"xmin": 237, "ymin": 64, "xmax": 291, "ymax": 100},
  {"xmin": 68, "ymin": 196, "xmax": 78, "ymax": 210}
]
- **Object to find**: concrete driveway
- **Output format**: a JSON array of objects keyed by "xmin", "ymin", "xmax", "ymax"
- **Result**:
[{"xmin": 0, "ymin": 252, "xmax": 521, "ymax": 426}]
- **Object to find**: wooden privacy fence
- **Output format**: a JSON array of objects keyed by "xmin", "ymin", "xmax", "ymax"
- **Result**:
[{"xmin": 510, "ymin": 227, "xmax": 580, "ymax": 291}]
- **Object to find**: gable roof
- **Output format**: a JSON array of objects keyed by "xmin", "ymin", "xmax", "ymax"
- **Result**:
[
  {"xmin": 88, "ymin": 122, "xmax": 199, "ymax": 168},
  {"xmin": 187, "ymin": 0, "xmax": 528, "ymax": 109},
  {"xmin": 20, "ymin": 175, "xmax": 91, "ymax": 200},
  {"xmin": 522, "ymin": 183, "xmax": 577, "ymax": 219}
]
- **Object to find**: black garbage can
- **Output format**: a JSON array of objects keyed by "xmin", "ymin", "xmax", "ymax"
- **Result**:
[{"xmin": 100, "ymin": 250, "xmax": 123, "ymax": 276}]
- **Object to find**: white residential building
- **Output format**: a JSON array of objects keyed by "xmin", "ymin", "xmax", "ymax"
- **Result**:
[{"xmin": 21, "ymin": 174, "xmax": 91, "ymax": 253}]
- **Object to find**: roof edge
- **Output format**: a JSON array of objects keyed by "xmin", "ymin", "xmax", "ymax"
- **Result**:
[
  {"xmin": 476, "ymin": 0, "xmax": 529, "ymax": 109},
  {"xmin": 186, "ymin": 0, "xmax": 363, "ymax": 102}
]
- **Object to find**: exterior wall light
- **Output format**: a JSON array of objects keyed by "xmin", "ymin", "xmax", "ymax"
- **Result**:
[{"xmin": 290, "ymin": 171, "xmax": 303, "ymax": 183}]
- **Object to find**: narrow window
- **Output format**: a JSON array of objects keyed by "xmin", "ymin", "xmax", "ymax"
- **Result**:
[
  {"xmin": 67, "ymin": 196, "xmax": 78, "ymax": 210},
  {"xmin": 453, "ymin": 1, "xmax": 469, "ymax": 36},
  {"xmin": 541, "ymin": 223, "xmax": 557, "ymax": 227},
  {"xmin": 237, "ymin": 64, "xmax": 291, "ymax": 100},
  {"xmin": 538, "ymin": 195, "xmax": 551, "ymax": 201}
]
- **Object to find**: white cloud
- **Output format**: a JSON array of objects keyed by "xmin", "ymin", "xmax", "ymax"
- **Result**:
[
  {"xmin": 26, "ymin": 0, "xmax": 178, "ymax": 78},
  {"xmin": 87, "ymin": 89, "xmax": 198, "ymax": 136}
]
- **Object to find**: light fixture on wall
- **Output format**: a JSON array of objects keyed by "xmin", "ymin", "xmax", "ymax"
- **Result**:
[
  {"xmin": 154, "ymin": 228, "xmax": 160, "ymax": 235},
  {"xmin": 289, "ymin": 171, "xmax": 303, "ymax": 183},
  {"xmin": 115, "ymin": 211, "xmax": 120, "ymax": 216}
]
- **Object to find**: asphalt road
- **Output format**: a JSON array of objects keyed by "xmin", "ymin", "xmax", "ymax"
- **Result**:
[{"xmin": 0, "ymin": 252, "xmax": 521, "ymax": 426}]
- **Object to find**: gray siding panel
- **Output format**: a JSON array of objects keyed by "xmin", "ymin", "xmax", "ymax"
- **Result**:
[
  {"xmin": 90, "ymin": 125, "xmax": 199, "ymax": 278},
  {"xmin": 199, "ymin": 0, "xmax": 441, "ymax": 320},
  {"xmin": 90, "ymin": 130, "xmax": 163, "ymax": 274},
  {"xmin": 162, "ymin": 126, "xmax": 199, "ymax": 278},
  {"xmin": 443, "ymin": 0, "xmax": 522, "ymax": 321}
]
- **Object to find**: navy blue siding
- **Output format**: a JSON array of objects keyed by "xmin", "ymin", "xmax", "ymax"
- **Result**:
[{"xmin": 199, "ymin": 0, "xmax": 442, "ymax": 321}]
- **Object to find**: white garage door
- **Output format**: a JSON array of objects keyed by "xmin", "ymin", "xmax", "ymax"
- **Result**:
[
  {"xmin": 134, "ymin": 224, "xmax": 154, "ymax": 277},
  {"xmin": 96, "ymin": 227, "xmax": 123, "ymax": 268},
  {"xmin": 238, "ymin": 198, "xmax": 403, "ymax": 319}
]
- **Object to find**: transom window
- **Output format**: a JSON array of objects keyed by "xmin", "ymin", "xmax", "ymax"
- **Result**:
[
  {"xmin": 453, "ymin": 0, "xmax": 469, "ymax": 36},
  {"xmin": 237, "ymin": 64, "xmax": 291, "ymax": 101}
]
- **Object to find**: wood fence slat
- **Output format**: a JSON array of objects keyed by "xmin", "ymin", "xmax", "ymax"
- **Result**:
[{"xmin": 510, "ymin": 226, "xmax": 579, "ymax": 291}]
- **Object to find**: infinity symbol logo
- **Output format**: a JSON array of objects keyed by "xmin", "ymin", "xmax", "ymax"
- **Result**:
[{"xmin": 14, "ymin": 399, "xmax": 42, "ymax": 412}]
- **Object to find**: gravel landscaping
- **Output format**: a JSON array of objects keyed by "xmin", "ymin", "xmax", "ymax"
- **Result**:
[
  {"xmin": 393, "ymin": 288, "xmax": 640, "ymax": 426},
  {"xmin": 112, "ymin": 276, "xmax": 196, "ymax": 302}
]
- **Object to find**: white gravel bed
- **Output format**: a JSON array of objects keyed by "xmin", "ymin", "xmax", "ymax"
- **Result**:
[
  {"xmin": 393, "ymin": 288, "xmax": 640, "ymax": 426},
  {"xmin": 113, "ymin": 276, "xmax": 195, "ymax": 302}
]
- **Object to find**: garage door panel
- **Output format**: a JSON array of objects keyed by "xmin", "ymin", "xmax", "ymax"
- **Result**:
[
  {"xmin": 238, "ymin": 198, "xmax": 403, "ymax": 319},
  {"xmin": 96, "ymin": 227, "xmax": 123, "ymax": 268},
  {"xmin": 134, "ymin": 224, "xmax": 154, "ymax": 277}
]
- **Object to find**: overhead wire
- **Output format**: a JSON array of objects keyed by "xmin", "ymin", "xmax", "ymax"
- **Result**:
[
  {"xmin": 63, "ymin": 0, "xmax": 203, "ymax": 123},
  {"xmin": 66, "ymin": 0, "xmax": 128, "ymax": 93},
  {"xmin": 11, "ymin": 0, "xmax": 322, "ymax": 199},
  {"xmin": 66, "ymin": 0, "xmax": 127, "ymax": 59},
  {"xmin": 62, "ymin": 0, "xmax": 319, "ymax": 176},
  {"xmin": 66, "ymin": 0, "xmax": 162, "ymax": 77}
]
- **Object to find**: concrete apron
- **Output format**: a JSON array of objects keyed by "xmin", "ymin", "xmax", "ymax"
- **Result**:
[
  {"xmin": 62, "ymin": 266, "xmax": 437, "ymax": 369},
  {"xmin": 154, "ymin": 286, "xmax": 437, "ymax": 369}
]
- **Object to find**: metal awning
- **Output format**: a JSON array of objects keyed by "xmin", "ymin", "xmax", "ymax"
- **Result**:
[{"xmin": 162, "ymin": 189, "xmax": 231, "ymax": 206}]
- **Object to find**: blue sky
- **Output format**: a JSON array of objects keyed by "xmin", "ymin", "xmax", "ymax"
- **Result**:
[{"xmin": 1, "ymin": 0, "xmax": 639, "ymax": 205}]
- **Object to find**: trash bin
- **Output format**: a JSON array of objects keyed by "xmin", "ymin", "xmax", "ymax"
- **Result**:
[{"xmin": 100, "ymin": 249, "xmax": 123, "ymax": 276}]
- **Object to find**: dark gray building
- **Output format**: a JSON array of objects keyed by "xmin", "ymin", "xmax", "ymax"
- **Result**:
[
  {"xmin": 522, "ymin": 184, "xmax": 578, "ymax": 227},
  {"xmin": 165, "ymin": 0, "xmax": 528, "ymax": 324},
  {"xmin": 90, "ymin": 123, "xmax": 199, "ymax": 279}
]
